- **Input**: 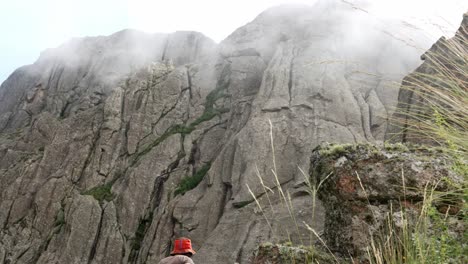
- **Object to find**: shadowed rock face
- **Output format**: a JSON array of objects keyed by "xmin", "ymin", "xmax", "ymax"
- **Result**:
[
  {"xmin": 386, "ymin": 12, "xmax": 468, "ymax": 144},
  {"xmin": 0, "ymin": 1, "xmax": 433, "ymax": 263}
]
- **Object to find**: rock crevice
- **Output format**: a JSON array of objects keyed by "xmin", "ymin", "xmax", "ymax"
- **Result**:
[{"xmin": 0, "ymin": 1, "xmax": 445, "ymax": 263}]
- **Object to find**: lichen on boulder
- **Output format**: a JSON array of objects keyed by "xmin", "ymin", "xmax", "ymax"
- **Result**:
[
  {"xmin": 310, "ymin": 143, "xmax": 465, "ymax": 260},
  {"xmin": 251, "ymin": 243, "xmax": 338, "ymax": 264}
]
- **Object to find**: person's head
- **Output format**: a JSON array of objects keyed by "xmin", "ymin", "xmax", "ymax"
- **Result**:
[{"xmin": 170, "ymin": 237, "xmax": 196, "ymax": 257}]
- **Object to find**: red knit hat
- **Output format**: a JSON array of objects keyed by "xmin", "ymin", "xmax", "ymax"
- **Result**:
[{"xmin": 170, "ymin": 237, "xmax": 196, "ymax": 255}]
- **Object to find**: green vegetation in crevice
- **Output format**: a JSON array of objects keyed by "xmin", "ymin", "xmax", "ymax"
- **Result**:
[
  {"xmin": 174, "ymin": 163, "xmax": 211, "ymax": 196},
  {"xmin": 53, "ymin": 208, "xmax": 66, "ymax": 234},
  {"xmin": 54, "ymin": 209, "xmax": 65, "ymax": 227},
  {"xmin": 129, "ymin": 212, "xmax": 154, "ymax": 261},
  {"xmin": 130, "ymin": 125, "xmax": 181, "ymax": 166},
  {"xmin": 182, "ymin": 106, "xmax": 230, "ymax": 135},
  {"xmin": 203, "ymin": 76, "xmax": 230, "ymax": 112},
  {"xmin": 130, "ymin": 72, "xmax": 231, "ymax": 167},
  {"xmin": 82, "ymin": 181, "xmax": 114, "ymax": 202},
  {"xmin": 176, "ymin": 72, "xmax": 232, "ymax": 135}
]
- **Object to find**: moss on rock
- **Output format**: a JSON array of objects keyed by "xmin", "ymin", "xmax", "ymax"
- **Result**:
[
  {"xmin": 252, "ymin": 243, "xmax": 339, "ymax": 264},
  {"xmin": 82, "ymin": 182, "xmax": 114, "ymax": 202},
  {"xmin": 174, "ymin": 163, "xmax": 211, "ymax": 196},
  {"xmin": 310, "ymin": 142, "xmax": 466, "ymax": 260}
]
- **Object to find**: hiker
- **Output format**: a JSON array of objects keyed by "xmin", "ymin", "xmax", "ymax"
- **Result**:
[{"xmin": 159, "ymin": 237, "xmax": 196, "ymax": 264}]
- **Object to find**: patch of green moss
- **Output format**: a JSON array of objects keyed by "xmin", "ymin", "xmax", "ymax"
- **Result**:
[
  {"xmin": 82, "ymin": 182, "xmax": 114, "ymax": 202},
  {"xmin": 384, "ymin": 142, "xmax": 410, "ymax": 152},
  {"xmin": 319, "ymin": 143, "xmax": 354, "ymax": 157},
  {"xmin": 174, "ymin": 163, "xmax": 211, "ymax": 196},
  {"xmin": 130, "ymin": 126, "xmax": 178, "ymax": 166},
  {"xmin": 183, "ymin": 107, "xmax": 229, "ymax": 135},
  {"xmin": 176, "ymin": 77, "xmax": 231, "ymax": 136},
  {"xmin": 129, "ymin": 212, "xmax": 153, "ymax": 261},
  {"xmin": 254, "ymin": 243, "xmax": 339, "ymax": 264},
  {"xmin": 54, "ymin": 210, "xmax": 65, "ymax": 227},
  {"xmin": 130, "ymin": 77, "xmax": 230, "ymax": 166},
  {"xmin": 132, "ymin": 216, "xmax": 151, "ymax": 250},
  {"xmin": 52, "ymin": 208, "xmax": 66, "ymax": 234}
]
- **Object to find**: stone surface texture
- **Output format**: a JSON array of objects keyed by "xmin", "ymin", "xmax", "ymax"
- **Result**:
[
  {"xmin": 311, "ymin": 143, "xmax": 465, "ymax": 261},
  {"xmin": 0, "ymin": 1, "xmax": 438, "ymax": 263}
]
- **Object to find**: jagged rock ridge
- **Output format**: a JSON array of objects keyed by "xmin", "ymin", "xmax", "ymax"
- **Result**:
[
  {"xmin": 386, "ymin": 12, "xmax": 467, "ymax": 144},
  {"xmin": 0, "ymin": 1, "xmax": 438, "ymax": 263}
]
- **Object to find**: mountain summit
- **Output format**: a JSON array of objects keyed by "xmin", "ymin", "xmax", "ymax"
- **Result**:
[{"xmin": 0, "ymin": 1, "xmax": 454, "ymax": 263}]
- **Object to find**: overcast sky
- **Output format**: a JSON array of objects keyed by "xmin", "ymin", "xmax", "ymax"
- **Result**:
[{"xmin": 0, "ymin": 0, "xmax": 466, "ymax": 84}]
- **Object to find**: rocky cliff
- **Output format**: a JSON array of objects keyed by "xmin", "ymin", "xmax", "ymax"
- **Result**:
[
  {"xmin": 0, "ymin": 1, "xmax": 434, "ymax": 263},
  {"xmin": 386, "ymin": 12, "xmax": 467, "ymax": 145},
  {"xmin": 253, "ymin": 143, "xmax": 465, "ymax": 263}
]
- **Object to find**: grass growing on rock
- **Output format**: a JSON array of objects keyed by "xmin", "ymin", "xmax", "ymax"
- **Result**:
[
  {"xmin": 366, "ymin": 179, "xmax": 466, "ymax": 264},
  {"xmin": 313, "ymin": 143, "xmax": 466, "ymax": 263},
  {"xmin": 174, "ymin": 163, "xmax": 211, "ymax": 196},
  {"xmin": 372, "ymin": 23, "xmax": 467, "ymax": 264},
  {"xmin": 53, "ymin": 208, "xmax": 66, "ymax": 234},
  {"xmin": 389, "ymin": 28, "xmax": 467, "ymax": 162},
  {"xmin": 250, "ymin": 119, "xmax": 466, "ymax": 263},
  {"xmin": 82, "ymin": 181, "xmax": 114, "ymax": 202},
  {"xmin": 248, "ymin": 16, "xmax": 467, "ymax": 264},
  {"xmin": 129, "ymin": 212, "xmax": 154, "ymax": 262}
]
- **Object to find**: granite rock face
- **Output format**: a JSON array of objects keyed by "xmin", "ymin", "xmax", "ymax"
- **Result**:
[
  {"xmin": 0, "ymin": 1, "xmax": 432, "ymax": 263},
  {"xmin": 0, "ymin": 29, "xmax": 215, "ymax": 132}
]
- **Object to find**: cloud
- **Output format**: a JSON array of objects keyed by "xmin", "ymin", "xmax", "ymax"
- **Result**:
[
  {"xmin": 0, "ymin": 0, "xmax": 465, "ymax": 84},
  {"xmin": 126, "ymin": 0, "xmax": 466, "ymax": 42}
]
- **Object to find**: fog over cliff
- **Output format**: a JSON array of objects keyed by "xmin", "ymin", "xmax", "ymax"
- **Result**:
[
  {"xmin": 1, "ymin": 0, "xmax": 466, "ymax": 83},
  {"xmin": 0, "ymin": 0, "xmax": 466, "ymax": 263}
]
